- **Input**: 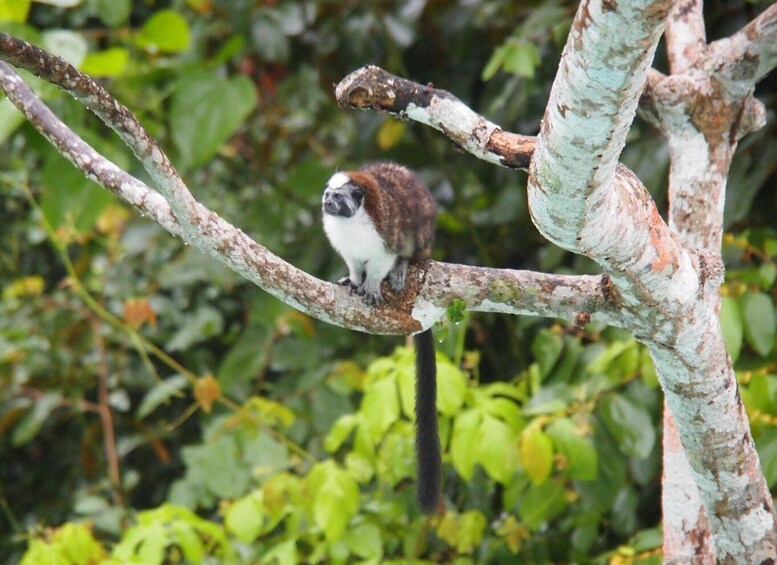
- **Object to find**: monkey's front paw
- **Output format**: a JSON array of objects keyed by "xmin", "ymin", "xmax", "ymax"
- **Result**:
[{"xmin": 336, "ymin": 277, "xmax": 359, "ymax": 293}]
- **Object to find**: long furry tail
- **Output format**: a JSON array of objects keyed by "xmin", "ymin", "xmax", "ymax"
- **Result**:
[{"xmin": 413, "ymin": 328, "xmax": 441, "ymax": 513}]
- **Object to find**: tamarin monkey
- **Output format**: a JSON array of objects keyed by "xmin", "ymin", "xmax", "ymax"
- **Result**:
[{"xmin": 322, "ymin": 162, "xmax": 440, "ymax": 513}]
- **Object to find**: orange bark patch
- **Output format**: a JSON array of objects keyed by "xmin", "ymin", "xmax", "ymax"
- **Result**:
[{"xmin": 649, "ymin": 206, "xmax": 673, "ymax": 272}]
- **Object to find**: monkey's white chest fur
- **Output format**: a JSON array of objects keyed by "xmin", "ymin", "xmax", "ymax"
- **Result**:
[{"xmin": 323, "ymin": 206, "xmax": 396, "ymax": 267}]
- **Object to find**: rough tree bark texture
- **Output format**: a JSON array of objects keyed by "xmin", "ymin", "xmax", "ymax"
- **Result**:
[
  {"xmin": 640, "ymin": 2, "xmax": 777, "ymax": 561},
  {"xmin": 528, "ymin": 0, "xmax": 777, "ymax": 561},
  {"xmin": 2, "ymin": 0, "xmax": 777, "ymax": 561}
]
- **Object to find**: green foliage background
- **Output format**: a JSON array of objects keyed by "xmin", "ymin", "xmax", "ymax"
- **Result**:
[{"xmin": 1, "ymin": 0, "xmax": 776, "ymax": 563}]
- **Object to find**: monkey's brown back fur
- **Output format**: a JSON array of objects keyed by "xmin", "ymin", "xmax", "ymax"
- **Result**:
[{"xmin": 347, "ymin": 162, "xmax": 437, "ymax": 259}]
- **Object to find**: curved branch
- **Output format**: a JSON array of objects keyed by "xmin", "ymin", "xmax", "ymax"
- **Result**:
[
  {"xmin": 706, "ymin": 3, "xmax": 777, "ymax": 94},
  {"xmin": 336, "ymin": 66, "xmax": 536, "ymax": 170},
  {"xmin": 666, "ymin": 0, "xmax": 706, "ymax": 74},
  {"xmin": 0, "ymin": 32, "xmax": 200, "ymax": 235},
  {"xmin": 420, "ymin": 263, "xmax": 620, "ymax": 328},
  {"xmin": 0, "ymin": 43, "xmax": 622, "ymax": 337}
]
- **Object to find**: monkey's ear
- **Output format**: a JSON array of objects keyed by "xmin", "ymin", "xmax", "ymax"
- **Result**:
[{"xmin": 352, "ymin": 186, "xmax": 365, "ymax": 206}]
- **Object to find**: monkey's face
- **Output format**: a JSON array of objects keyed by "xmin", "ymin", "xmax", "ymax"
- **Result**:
[{"xmin": 322, "ymin": 173, "xmax": 365, "ymax": 218}]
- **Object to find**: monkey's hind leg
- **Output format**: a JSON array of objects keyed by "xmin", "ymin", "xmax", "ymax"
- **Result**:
[
  {"xmin": 388, "ymin": 258, "xmax": 409, "ymax": 293},
  {"xmin": 357, "ymin": 275, "xmax": 384, "ymax": 305}
]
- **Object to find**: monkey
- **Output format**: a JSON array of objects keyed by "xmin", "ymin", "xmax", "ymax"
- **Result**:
[{"xmin": 322, "ymin": 162, "xmax": 441, "ymax": 513}]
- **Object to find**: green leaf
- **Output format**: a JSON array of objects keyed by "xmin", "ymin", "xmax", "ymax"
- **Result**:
[
  {"xmin": 225, "ymin": 493, "xmax": 266, "ymax": 543},
  {"xmin": 0, "ymin": 97, "xmax": 27, "ymax": 144},
  {"xmin": 639, "ymin": 347, "xmax": 659, "ymax": 388},
  {"xmin": 548, "ymin": 335, "xmax": 583, "ymax": 383},
  {"xmin": 167, "ymin": 306, "xmax": 224, "ymax": 351},
  {"xmin": 598, "ymin": 395, "xmax": 655, "ymax": 459},
  {"xmin": 171, "ymin": 70, "xmax": 258, "ymax": 168},
  {"xmin": 135, "ymin": 9, "xmax": 191, "ymax": 53},
  {"xmin": 0, "ymin": 0, "xmax": 31, "ymax": 23},
  {"xmin": 40, "ymin": 150, "xmax": 115, "ymax": 232},
  {"xmin": 258, "ymin": 539, "xmax": 298, "ymax": 565},
  {"xmin": 393, "ymin": 349, "xmax": 416, "ymax": 418},
  {"xmin": 756, "ymin": 429, "xmax": 777, "ymax": 489},
  {"xmin": 457, "ymin": 510, "xmax": 488, "ymax": 553},
  {"xmin": 523, "ymin": 383, "xmax": 570, "ymax": 415},
  {"xmin": 12, "ymin": 394, "xmax": 62, "ymax": 445},
  {"xmin": 217, "ymin": 325, "xmax": 271, "ymax": 396},
  {"xmin": 171, "ymin": 520, "xmax": 204, "ymax": 563},
  {"xmin": 81, "ymin": 47, "xmax": 129, "ymax": 77},
  {"xmin": 720, "ymin": 295, "xmax": 743, "ymax": 363},
  {"xmin": 518, "ymin": 480, "xmax": 566, "ymax": 530},
  {"xmin": 503, "ymin": 42, "xmax": 540, "ymax": 79},
  {"xmin": 740, "ymin": 292, "xmax": 776, "ymax": 357},
  {"xmin": 587, "ymin": 339, "xmax": 636, "ymax": 377},
  {"xmin": 181, "ymin": 435, "xmax": 250, "ymax": 499},
  {"xmin": 94, "ymin": 0, "xmax": 130, "ymax": 27},
  {"xmin": 241, "ymin": 432, "xmax": 289, "ymax": 479},
  {"xmin": 745, "ymin": 375, "xmax": 777, "ymax": 415},
  {"xmin": 482, "ymin": 43, "xmax": 509, "ymax": 81},
  {"xmin": 761, "ymin": 262, "xmax": 777, "ymax": 290},
  {"xmin": 437, "ymin": 358, "xmax": 466, "ymax": 415},
  {"xmin": 361, "ymin": 372, "xmax": 400, "ymax": 442},
  {"xmin": 451, "ymin": 409, "xmax": 480, "ymax": 480},
  {"xmin": 482, "ymin": 397, "xmax": 524, "ymax": 432},
  {"xmin": 324, "ymin": 414, "xmax": 358, "ymax": 452},
  {"xmin": 42, "ymin": 30, "xmax": 87, "ymax": 67},
  {"xmin": 345, "ymin": 522, "xmax": 383, "ymax": 560},
  {"xmin": 546, "ymin": 418, "xmax": 598, "ymax": 481},
  {"xmin": 20, "ymin": 540, "xmax": 67, "ymax": 565},
  {"xmin": 307, "ymin": 462, "xmax": 359, "ymax": 541},
  {"xmin": 477, "ymin": 413, "xmax": 520, "ymax": 484},
  {"xmin": 611, "ymin": 487, "xmax": 638, "ymax": 535},
  {"xmin": 285, "ymin": 158, "xmax": 333, "ymax": 201},
  {"xmin": 136, "ymin": 374, "xmax": 188, "ymax": 419},
  {"xmin": 519, "ymin": 429, "xmax": 554, "ymax": 485},
  {"xmin": 375, "ymin": 424, "xmax": 412, "ymax": 486},
  {"xmin": 54, "ymin": 523, "xmax": 105, "ymax": 564},
  {"xmin": 630, "ymin": 527, "xmax": 663, "ymax": 552},
  {"xmin": 532, "ymin": 329, "xmax": 564, "ymax": 378},
  {"xmin": 445, "ymin": 298, "xmax": 467, "ymax": 323},
  {"xmin": 251, "ymin": 14, "xmax": 290, "ymax": 63}
]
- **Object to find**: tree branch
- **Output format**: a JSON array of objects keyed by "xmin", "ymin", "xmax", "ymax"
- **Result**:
[
  {"xmin": 335, "ymin": 65, "xmax": 535, "ymax": 170},
  {"xmin": 630, "ymin": 2, "xmax": 777, "ymax": 560},
  {"xmin": 0, "ymin": 38, "xmax": 621, "ymax": 338},
  {"xmin": 662, "ymin": 404, "xmax": 714, "ymax": 564},
  {"xmin": 665, "ymin": 0, "xmax": 706, "ymax": 73},
  {"xmin": 706, "ymin": 3, "xmax": 777, "ymax": 94}
]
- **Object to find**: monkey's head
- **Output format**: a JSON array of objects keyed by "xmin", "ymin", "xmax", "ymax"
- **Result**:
[{"xmin": 322, "ymin": 172, "xmax": 365, "ymax": 218}]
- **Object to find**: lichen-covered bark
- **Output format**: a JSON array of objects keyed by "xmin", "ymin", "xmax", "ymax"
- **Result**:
[
  {"xmin": 643, "ymin": 3, "xmax": 777, "ymax": 561},
  {"xmin": 523, "ymin": 0, "xmax": 777, "ymax": 560}
]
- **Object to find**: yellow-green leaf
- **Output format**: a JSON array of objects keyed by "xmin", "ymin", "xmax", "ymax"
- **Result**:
[
  {"xmin": 0, "ymin": 0, "xmax": 30, "ymax": 23},
  {"xmin": 720, "ymin": 295, "xmax": 743, "ymax": 362},
  {"xmin": 136, "ymin": 10, "xmax": 191, "ymax": 54},
  {"xmin": 81, "ymin": 47, "xmax": 129, "ymax": 77},
  {"xmin": 519, "ymin": 429, "xmax": 554, "ymax": 485},
  {"xmin": 376, "ymin": 119, "xmax": 406, "ymax": 150}
]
